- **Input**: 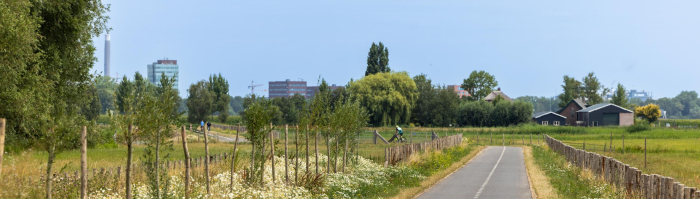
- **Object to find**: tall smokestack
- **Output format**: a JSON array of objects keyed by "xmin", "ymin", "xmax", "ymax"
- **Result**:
[{"xmin": 104, "ymin": 33, "xmax": 111, "ymax": 78}]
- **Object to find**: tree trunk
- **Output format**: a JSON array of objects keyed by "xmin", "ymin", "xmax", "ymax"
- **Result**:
[
  {"xmin": 126, "ymin": 124, "xmax": 133, "ymax": 199},
  {"xmin": 46, "ymin": 141, "xmax": 55, "ymax": 199},
  {"xmin": 305, "ymin": 126, "xmax": 309, "ymax": 174},
  {"xmin": 295, "ymin": 125, "xmax": 299, "ymax": 185},
  {"xmin": 204, "ymin": 127, "xmax": 210, "ymax": 195},
  {"xmin": 284, "ymin": 124, "xmax": 288, "ymax": 184},
  {"xmin": 334, "ymin": 133, "xmax": 339, "ymax": 173},
  {"xmin": 231, "ymin": 123, "xmax": 239, "ymax": 190},
  {"xmin": 315, "ymin": 132, "xmax": 319, "ymax": 175},
  {"xmin": 343, "ymin": 138, "xmax": 348, "ymax": 173},
  {"xmin": 180, "ymin": 127, "xmax": 191, "ymax": 199},
  {"xmin": 155, "ymin": 128, "xmax": 161, "ymax": 198},
  {"xmin": 270, "ymin": 127, "xmax": 275, "ymax": 183},
  {"xmin": 0, "ymin": 118, "xmax": 5, "ymax": 179},
  {"xmin": 80, "ymin": 126, "xmax": 87, "ymax": 199},
  {"xmin": 326, "ymin": 132, "xmax": 330, "ymax": 174}
]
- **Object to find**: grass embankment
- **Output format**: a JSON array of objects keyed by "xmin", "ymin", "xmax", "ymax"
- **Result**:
[
  {"xmin": 523, "ymin": 146, "xmax": 557, "ymax": 199},
  {"xmin": 532, "ymin": 144, "xmax": 623, "ymax": 198}
]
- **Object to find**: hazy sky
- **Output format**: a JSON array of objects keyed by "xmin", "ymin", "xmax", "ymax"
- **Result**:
[{"xmin": 93, "ymin": 0, "xmax": 700, "ymax": 99}]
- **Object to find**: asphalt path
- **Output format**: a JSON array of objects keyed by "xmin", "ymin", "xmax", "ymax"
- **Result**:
[
  {"xmin": 416, "ymin": 146, "xmax": 531, "ymax": 199},
  {"xmin": 192, "ymin": 130, "xmax": 248, "ymax": 143}
]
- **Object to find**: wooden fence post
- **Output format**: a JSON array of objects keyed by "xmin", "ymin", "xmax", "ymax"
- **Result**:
[
  {"xmin": 181, "ymin": 126, "xmax": 191, "ymax": 198},
  {"xmin": 490, "ymin": 133, "xmax": 493, "ymax": 145},
  {"xmin": 644, "ymin": 137, "xmax": 647, "ymax": 168},
  {"xmin": 285, "ymin": 124, "xmax": 288, "ymax": 184},
  {"xmin": 204, "ymin": 125, "xmax": 210, "ymax": 195},
  {"xmin": 0, "ymin": 118, "xmax": 4, "ymax": 179},
  {"xmin": 230, "ymin": 123, "xmax": 240, "ymax": 191},
  {"xmin": 80, "ymin": 126, "xmax": 87, "ymax": 199},
  {"xmin": 271, "ymin": 126, "xmax": 275, "ymax": 183},
  {"xmin": 295, "ymin": 125, "xmax": 299, "ymax": 185},
  {"xmin": 622, "ymin": 134, "xmax": 625, "ymax": 154}
]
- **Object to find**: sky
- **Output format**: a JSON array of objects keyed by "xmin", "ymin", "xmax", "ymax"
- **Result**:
[{"xmin": 92, "ymin": 0, "xmax": 700, "ymax": 99}]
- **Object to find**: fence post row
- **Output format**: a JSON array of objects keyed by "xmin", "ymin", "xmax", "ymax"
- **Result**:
[
  {"xmin": 385, "ymin": 134, "xmax": 462, "ymax": 165},
  {"xmin": 544, "ymin": 134, "xmax": 698, "ymax": 199}
]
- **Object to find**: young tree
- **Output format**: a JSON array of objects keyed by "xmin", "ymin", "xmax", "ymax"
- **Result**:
[
  {"xmin": 557, "ymin": 75, "xmax": 582, "ymax": 107},
  {"xmin": 244, "ymin": 98, "xmax": 276, "ymax": 185},
  {"xmin": 611, "ymin": 83, "xmax": 628, "ymax": 108},
  {"xmin": 365, "ymin": 42, "xmax": 390, "ymax": 76},
  {"xmin": 140, "ymin": 73, "xmax": 181, "ymax": 198},
  {"xmin": 187, "ymin": 81, "xmax": 214, "ymax": 123},
  {"xmin": 461, "ymin": 70, "xmax": 498, "ymax": 101},
  {"xmin": 635, "ymin": 104, "xmax": 661, "ymax": 123}
]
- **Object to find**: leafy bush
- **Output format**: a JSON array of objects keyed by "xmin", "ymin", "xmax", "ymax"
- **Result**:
[
  {"xmin": 456, "ymin": 100, "xmax": 532, "ymax": 127},
  {"xmin": 626, "ymin": 120, "xmax": 651, "ymax": 133}
]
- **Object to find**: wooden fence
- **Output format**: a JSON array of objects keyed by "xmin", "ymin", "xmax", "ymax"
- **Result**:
[
  {"xmin": 385, "ymin": 134, "xmax": 463, "ymax": 165},
  {"xmin": 545, "ymin": 135, "xmax": 700, "ymax": 199}
]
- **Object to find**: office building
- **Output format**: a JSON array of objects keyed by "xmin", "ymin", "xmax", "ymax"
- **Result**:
[
  {"xmin": 147, "ymin": 59, "xmax": 179, "ymax": 89},
  {"xmin": 628, "ymin": 90, "xmax": 651, "ymax": 102},
  {"xmin": 269, "ymin": 79, "xmax": 307, "ymax": 98}
]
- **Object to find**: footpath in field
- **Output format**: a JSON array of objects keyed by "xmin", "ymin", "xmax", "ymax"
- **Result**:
[{"xmin": 416, "ymin": 146, "xmax": 531, "ymax": 199}]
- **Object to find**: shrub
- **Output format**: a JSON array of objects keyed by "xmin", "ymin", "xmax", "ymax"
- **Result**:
[{"xmin": 626, "ymin": 120, "xmax": 651, "ymax": 133}]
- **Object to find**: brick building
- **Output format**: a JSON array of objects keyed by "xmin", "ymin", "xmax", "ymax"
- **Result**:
[
  {"xmin": 447, "ymin": 85, "xmax": 470, "ymax": 98},
  {"xmin": 268, "ymin": 79, "xmax": 307, "ymax": 98}
]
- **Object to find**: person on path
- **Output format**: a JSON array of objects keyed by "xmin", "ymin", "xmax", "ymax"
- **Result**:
[
  {"xmin": 388, "ymin": 126, "xmax": 404, "ymax": 142},
  {"xmin": 200, "ymin": 120, "xmax": 205, "ymax": 132},
  {"xmin": 207, "ymin": 121, "xmax": 212, "ymax": 131}
]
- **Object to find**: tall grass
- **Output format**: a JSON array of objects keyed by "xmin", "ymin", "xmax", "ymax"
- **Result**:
[{"xmin": 532, "ymin": 145, "xmax": 623, "ymax": 198}]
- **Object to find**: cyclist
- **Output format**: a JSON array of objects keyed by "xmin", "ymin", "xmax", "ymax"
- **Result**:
[{"xmin": 389, "ymin": 126, "xmax": 406, "ymax": 143}]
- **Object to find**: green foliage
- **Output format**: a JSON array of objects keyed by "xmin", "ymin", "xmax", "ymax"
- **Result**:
[
  {"xmin": 411, "ymin": 74, "xmax": 460, "ymax": 127},
  {"xmin": 460, "ymin": 70, "xmax": 498, "ymax": 101},
  {"xmin": 532, "ymin": 145, "xmax": 621, "ymax": 198},
  {"xmin": 626, "ymin": 120, "xmax": 651, "ymax": 133},
  {"xmin": 186, "ymin": 80, "xmax": 214, "ymax": 123},
  {"xmin": 229, "ymin": 95, "xmax": 244, "ymax": 115},
  {"xmin": 582, "ymin": 72, "xmax": 603, "ymax": 104},
  {"xmin": 457, "ymin": 100, "xmax": 532, "ymax": 127},
  {"xmin": 349, "ymin": 71, "xmax": 418, "ymax": 126},
  {"xmin": 558, "ymin": 75, "xmax": 582, "ymax": 108},
  {"xmin": 82, "ymin": 83, "xmax": 102, "ymax": 121},
  {"xmin": 94, "ymin": 75, "xmax": 117, "ymax": 113},
  {"xmin": 516, "ymin": 96, "xmax": 561, "ymax": 113},
  {"xmin": 139, "ymin": 74, "xmax": 181, "ymax": 198},
  {"xmin": 243, "ymin": 97, "xmax": 276, "ymax": 184},
  {"xmin": 365, "ymin": 42, "xmax": 390, "ymax": 76},
  {"xmin": 270, "ymin": 93, "xmax": 306, "ymax": 125},
  {"xmin": 208, "ymin": 73, "xmax": 230, "ymax": 123},
  {"xmin": 611, "ymin": 83, "xmax": 628, "ymax": 108},
  {"xmin": 411, "ymin": 145, "xmax": 473, "ymax": 176}
]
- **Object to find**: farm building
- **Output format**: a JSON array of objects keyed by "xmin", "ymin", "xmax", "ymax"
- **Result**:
[
  {"xmin": 557, "ymin": 99, "xmax": 588, "ymax": 126},
  {"xmin": 532, "ymin": 112, "xmax": 566, "ymax": 126},
  {"xmin": 483, "ymin": 88, "xmax": 513, "ymax": 102},
  {"xmin": 576, "ymin": 103, "xmax": 634, "ymax": 126}
]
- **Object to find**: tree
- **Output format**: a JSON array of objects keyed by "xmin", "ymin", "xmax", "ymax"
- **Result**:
[
  {"xmin": 187, "ymin": 81, "xmax": 214, "ymax": 123},
  {"xmin": 461, "ymin": 70, "xmax": 498, "ymax": 101},
  {"xmin": 139, "ymin": 74, "xmax": 181, "ymax": 198},
  {"xmin": 611, "ymin": 83, "xmax": 628, "ymax": 108},
  {"xmin": 558, "ymin": 75, "xmax": 582, "ymax": 107},
  {"xmin": 349, "ymin": 72, "xmax": 418, "ymax": 126},
  {"xmin": 208, "ymin": 73, "xmax": 230, "ymax": 123},
  {"xmin": 582, "ymin": 72, "xmax": 603, "ymax": 104},
  {"xmin": 229, "ymin": 96, "xmax": 245, "ymax": 115},
  {"xmin": 412, "ymin": 74, "xmax": 460, "ymax": 127},
  {"xmin": 635, "ymin": 104, "xmax": 661, "ymax": 123},
  {"xmin": 95, "ymin": 75, "xmax": 117, "ymax": 113},
  {"xmin": 516, "ymin": 96, "xmax": 560, "ymax": 113},
  {"xmin": 81, "ymin": 84, "xmax": 102, "ymax": 121},
  {"xmin": 365, "ymin": 42, "xmax": 390, "ymax": 76}
]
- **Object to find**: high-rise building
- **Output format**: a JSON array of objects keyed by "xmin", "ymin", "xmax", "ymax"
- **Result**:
[
  {"xmin": 147, "ymin": 59, "xmax": 179, "ymax": 89},
  {"xmin": 269, "ymin": 79, "xmax": 307, "ymax": 98},
  {"xmin": 104, "ymin": 34, "xmax": 110, "ymax": 78},
  {"xmin": 306, "ymin": 84, "xmax": 342, "ymax": 99}
]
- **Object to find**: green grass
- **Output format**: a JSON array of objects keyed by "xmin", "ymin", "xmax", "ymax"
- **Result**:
[{"xmin": 532, "ymin": 144, "xmax": 623, "ymax": 198}]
